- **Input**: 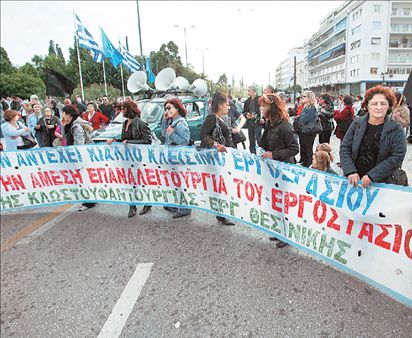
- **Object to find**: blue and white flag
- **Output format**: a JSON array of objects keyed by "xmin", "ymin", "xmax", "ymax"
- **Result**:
[
  {"xmin": 100, "ymin": 28, "xmax": 124, "ymax": 68},
  {"xmin": 74, "ymin": 14, "xmax": 104, "ymax": 62},
  {"xmin": 119, "ymin": 44, "xmax": 140, "ymax": 73}
]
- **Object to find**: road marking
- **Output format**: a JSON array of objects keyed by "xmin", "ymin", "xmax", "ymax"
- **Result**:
[
  {"xmin": 0, "ymin": 204, "xmax": 73, "ymax": 252},
  {"xmin": 97, "ymin": 263, "xmax": 154, "ymax": 338},
  {"xmin": 18, "ymin": 204, "xmax": 78, "ymax": 246}
]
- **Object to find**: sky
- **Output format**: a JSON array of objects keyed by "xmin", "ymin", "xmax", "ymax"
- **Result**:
[{"xmin": 1, "ymin": 1, "xmax": 345, "ymax": 87}]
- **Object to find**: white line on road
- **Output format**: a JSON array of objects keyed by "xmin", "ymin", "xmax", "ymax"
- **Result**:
[
  {"xmin": 17, "ymin": 204, "xmax": 78, "ymax": 246},
  {"xmin": 97, "ymin": 263, "xmax": 154, "ymax": 338}
]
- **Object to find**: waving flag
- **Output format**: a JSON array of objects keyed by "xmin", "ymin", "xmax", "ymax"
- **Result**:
[
  {"xmin": 119, "ymin": 44, "xmax": 140, "ymax": 72},
  {"xmin": 100, "ymin": 28, "xmax": 124, "ymax": 68},
  {"xmin": 74, "ymin": 14, "xmax": 104, "ymax": 62}
]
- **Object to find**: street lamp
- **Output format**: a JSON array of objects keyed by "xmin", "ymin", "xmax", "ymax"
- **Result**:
[
  {"xmin": 174, "ymin": 25, "xmax": 196, "ymax": 66},
  {"xmin": 380, "ymin": 71, "xmax": 387, "ymax": 86},
  {"xmin": 196, "ymin": 47, "xmax": 209, "ymax": 75}
]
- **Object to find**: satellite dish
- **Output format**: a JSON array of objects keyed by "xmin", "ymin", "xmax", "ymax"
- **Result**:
[
  {"xmin": 190, "ymin": 79, "xmax": 208, "ymax": 97},
  {"xmin": 127, "ymin": 71, "xmax": 150, "ymax": 93},
  {"xmin": 173, "ymin": 76, "xmax": 189, "ymax": 90},
  {"xmin": 155, "ymin": 67, "xmax": 176, "ymax": 91}
]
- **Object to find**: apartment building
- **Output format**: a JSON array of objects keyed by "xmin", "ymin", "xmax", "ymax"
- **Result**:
[
  {"xmin": 275, "ymin": 0, "xmax": 411, "ymax": 96},
  {"xmin": 274, "ymin": 47, "xmax": 305, "ymax": 91}
]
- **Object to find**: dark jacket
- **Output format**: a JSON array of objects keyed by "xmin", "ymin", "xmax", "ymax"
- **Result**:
[
  {"xmin": 121, "ymin": 117, "xmax": 152, "ymax": 144},
  {"xmin": 243, "ymin": 95, "xmax": 261, "ymax": 125},
  {"xmin": 39, "ymin": 115, "xmax": 60, "ymax": 147},
  {"xmin": 260, "ymin": 120, "xmax": 299, "ymax": 164},
  {"xmin": 318, "ymin": 104, "xmax": 334, "ymax": 132},
  {"xmin": 200, "ymin": 114, "xmax": 234, "ymax": 148},
  {"xmin": 340, "ymin": 115, "xmax": 406, "ymax": 183},
  {"xmin": 298, "ymin": 105, "xmax": 318, "ymax": 134}
]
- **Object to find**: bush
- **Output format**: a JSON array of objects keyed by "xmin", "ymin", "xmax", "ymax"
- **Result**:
[{"xmin": 72, "ymin": 83, "xmax": 121, "ymax": 101}]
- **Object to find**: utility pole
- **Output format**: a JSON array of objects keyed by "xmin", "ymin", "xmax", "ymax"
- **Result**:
[{"xmin": 136, "ymin": 0, "xmax": 145, "ymax": 70}]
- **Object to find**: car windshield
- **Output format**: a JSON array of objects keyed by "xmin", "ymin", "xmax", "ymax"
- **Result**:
[{"xmin": 139, "ymin": 101, "xmax": 164, "ymax": 124}]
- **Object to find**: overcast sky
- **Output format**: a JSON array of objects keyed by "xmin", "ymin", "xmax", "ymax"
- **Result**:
[{"xmin": 1, "ymin": 1, "xmax": 344, "ymax": 86}]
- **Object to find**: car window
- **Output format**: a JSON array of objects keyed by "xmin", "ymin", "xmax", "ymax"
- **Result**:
[
  {"xmin": 186, "ymin": 101, "xmax": 204, "ymax": 121},
  {"xmin": 139, "ymin": 101, "xmax": 164, "ymax": 124}
]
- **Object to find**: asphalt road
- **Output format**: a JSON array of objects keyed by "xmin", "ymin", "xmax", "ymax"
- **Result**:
[{"xmin": 1, "ymin": 200, "xmax": 411, "ymax": 338}]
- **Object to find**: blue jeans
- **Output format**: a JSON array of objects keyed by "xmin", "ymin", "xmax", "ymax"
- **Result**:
[{"xmin": 247, "ymin": 123, "xmax": 262, "ymax": 154}]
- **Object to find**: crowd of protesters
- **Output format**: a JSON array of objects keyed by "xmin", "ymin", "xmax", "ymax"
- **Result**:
[{"xmin": 1, "ymin": 85, "xmax": 410, "ymax": 246}]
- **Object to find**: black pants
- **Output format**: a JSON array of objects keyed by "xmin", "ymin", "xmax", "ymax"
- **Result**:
[
  {"xmin": 299, "ymin": 133, "xmax": 316, "ymax": 167},
  {"xmin": 247, "ymin": 123, "xmax": 262, "ymax": 154},
  {"xmin": 319, "ymin": 130, "xmax": 332, "ymax": 144}
]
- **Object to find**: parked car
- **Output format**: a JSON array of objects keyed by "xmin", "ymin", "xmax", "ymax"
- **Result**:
[{"xmin": 91, "ymin": 96, "xmax": 210, "ymax": 145}]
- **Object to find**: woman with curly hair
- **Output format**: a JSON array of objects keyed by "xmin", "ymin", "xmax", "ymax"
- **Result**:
[
  {"xmin": 161, "ymin": 98, "xmax": 192, "ymax": 219},
  {"xmin": 106, "ymin": 101, "xmax": 153, "ymax": 217},
  {"xmin": 340, "ymin": 85, "xmax": 407, "ymax": 188}
]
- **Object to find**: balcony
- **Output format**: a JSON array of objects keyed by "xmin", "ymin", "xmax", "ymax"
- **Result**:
[
  {"xmin": 389, "ymin": 39, "xmax": 412, "ymax": 48},
  {"xmin": 388, "ymin": 57, "xmax": 412, "ymax": 64}
]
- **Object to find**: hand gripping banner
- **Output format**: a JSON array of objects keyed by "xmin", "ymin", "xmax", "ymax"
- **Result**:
[{"xmin": 1, "ymin": 144, "xmax": 411, "ymax": 307}]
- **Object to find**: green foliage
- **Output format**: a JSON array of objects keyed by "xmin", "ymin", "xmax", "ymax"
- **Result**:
[
  {"xmin": 0, "ymin": 72, "xmax": 45, "ymax": 99},
  {"xmin": 0, "ymin": 47, "xmax": 16, "ymax": 74},
  {"xmin": 72, "ymin": 83, "xmax": 121, "ymax": 101},
  {"xmin": 48, "ymin": 40, "xmax": 56, "ymax": 56},
  {"xmin": 56, "ymin": 44, "xmax": 65, "ymax": 63},
  {"xmin": 19, "ymin": 63, "xmax": 41, "ymax": 78}
]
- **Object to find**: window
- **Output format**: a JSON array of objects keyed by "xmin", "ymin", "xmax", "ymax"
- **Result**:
[
  {"xmin": 351, "ymin": 55, "xmax": 359, "ymax": 63},
  {"xmin": 371, "ymin": 53, "xmax": 380, "ymax": 61},
  {"xmin": 350, "ymin": 40, "xmax": 361, "ymax": 50},
  {"xmin": 404, "ymin": 8, "xmax": 411, "ymax": 16},
  {"xmin": 374, "ymin": 5, "xmax": 382, "ymax": 13},
  {"xmin": 351, "ymin": 25, "xmax": 361, "ymax": 35},
  {"xmin": 392, "ymin": 8, "xmax": 398, "ymax": 16},
  {"xmin": 371, "ymin": 37, "xmax": 381, "ymax": 45},
  {"xmin": 370, "ymin": 67, "xmax": 378, "ymax": 74},
  {"xmin": 356, "ymin": 69, "xmax": 360, "ymax": 76},
  {"xmin": 372, "ymin": 21, "xmax": 382, "ymax": 30}
]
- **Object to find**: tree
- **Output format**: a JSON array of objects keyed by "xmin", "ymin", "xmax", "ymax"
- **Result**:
[
  {"xmin": 19, "ymin": 63, "xmax": 41, "ymax": 78},
  {"xmin": 0, "ymin": 72, "xmax": 45, "ymax": 99},
  {"xmin": 48, "ymin": 40, "xmax": 56, "ymax": 56},
  {"xmin": 72, "ymin": 83, "xmax": 121, "ymax": 101},
  {"xmin": 56, "ymin": 44, "xmax": 65, "ymax": 63},
  {"xmin": 0, "ymin": 47, "xmax": 16, "ymax": 75}
]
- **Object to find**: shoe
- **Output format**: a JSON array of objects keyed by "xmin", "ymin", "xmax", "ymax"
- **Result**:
[
  {"xmin": 163, "ymin": 206, "xmax": 177, "ymax": 212},
  {"xmin": 128, "ymin": 206, "xmax": 137, "ymax": 218},
  {"xmin": 78, "ymin": 205, "xmax": 89, "ymax": 211},
  {"xmin": 217, "ymin": 218, "xmax": 235, "ymax": 226},
  {"xmin": 276, "ymin": 241, "xmax": 289, "ymax": 248},
  {"xmin": 139, "ymin": 206, "xmax": 152, "ymax": 215},
  {"xmin": 173, "ymin": 212, "xmax": 190, "ymax": 219}
]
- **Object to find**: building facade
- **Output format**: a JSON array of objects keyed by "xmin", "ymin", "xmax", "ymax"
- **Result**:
[{"xmin": 275, "ymin": 0, "xmax": 411, "ymax": 96}]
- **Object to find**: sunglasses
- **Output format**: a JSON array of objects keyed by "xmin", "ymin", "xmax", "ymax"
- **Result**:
[{"xmin": 165, "ymin": 106, "xmax": 173, "ymax": 110}]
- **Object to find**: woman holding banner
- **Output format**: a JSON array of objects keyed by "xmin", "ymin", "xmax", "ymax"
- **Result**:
[
  {"xmin": 259, "ymin": 93, "xmax": 299, "ymax": 248},
  {"xmin": 340, "ymin": 85, "xmax": 407, "ymax": 188},
  {"xmin": 62, "ymin": 104, "xmax": 97, "ymax": 211},
  {"xmin": 106, "ymin": 101, "xmax": 153, "ymax": 218},
  {"xmin": 200, "ymin": 91, "xmax": 235, "ymax": 226},
  {"xmin": 161, "ymin": 98, "xmax": 192, "ymax": 219}
]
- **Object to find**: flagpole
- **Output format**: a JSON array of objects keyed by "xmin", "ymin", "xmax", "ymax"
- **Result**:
[
  {"xmin": 102, "ymin": 60, "xmax": 108, "ymax": 96},
  {"xmin": 73, "ymin": 11, "xmax": 85, "ymax": 101},
  {"xmin": 120, "ymin": 63, "xmax": 125, "ymax": 101}
]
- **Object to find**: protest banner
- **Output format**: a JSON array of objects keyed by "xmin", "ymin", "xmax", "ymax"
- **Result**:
[{"xmin": 1, "ymin": 144, "xmax": 411, "ymax": 307}]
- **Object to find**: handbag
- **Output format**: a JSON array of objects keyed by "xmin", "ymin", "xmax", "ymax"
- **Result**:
[
  {"xmin": 383, "ymin": 168, "xmax": 408, "ymax": 186},
  {"xmin": 313, "ymin": 117, "xmax": 323, "ymax": 134},
  {"xmin": 212, "ymin": 115, "xmax": 226, "ymax": 145},
  {"xmin": 52, "ymin": 137, "xmax": 62, "ymax": 147},
  {"xmin": 21, "ymin": 134, "xmax": 37, "ymax": 148},
  {"xmin": 232, "ymin": 129, "xmax": 246, "ymax": 145}
]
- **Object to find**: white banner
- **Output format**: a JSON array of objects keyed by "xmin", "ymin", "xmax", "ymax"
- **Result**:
[{"xmin": 1, "ymin": 144, "xmax": 411, "ymax": 307}]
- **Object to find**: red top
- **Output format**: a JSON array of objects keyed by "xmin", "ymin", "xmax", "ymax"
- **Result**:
[
  {"xmin": 81, "ymin": 111, "xmax": 109, "ymax": 130},
  {"xmin": 296, "ymin": 104, "xmax": 304, "ymax": 117},
  {"xmin": 333, "ymin": 105, "xmax": 354, "ymax": 140}
]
